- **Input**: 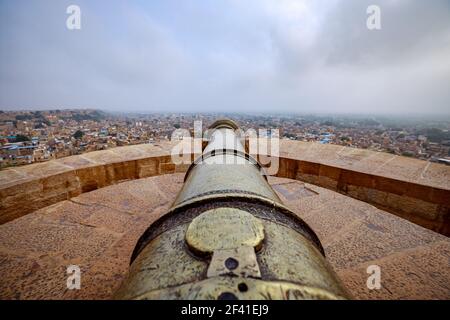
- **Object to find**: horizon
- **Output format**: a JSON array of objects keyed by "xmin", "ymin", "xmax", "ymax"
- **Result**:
[
  {"xmin": 1, "ymin": 1, "xmax": 450, "ymax": 115},
  {"xmin": 2, "ymin": 108, "xmax": 450, "ymax": 120}
]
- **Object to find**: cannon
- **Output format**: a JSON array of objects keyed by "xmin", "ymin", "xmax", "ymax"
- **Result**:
[{"xmin": 115, "ymin": 119, "xmax": 349, "ymax": 300}]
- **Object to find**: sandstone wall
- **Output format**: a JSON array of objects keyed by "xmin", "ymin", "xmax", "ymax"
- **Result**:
[
  {"xmin": 0, "ymin": 142, "xmax": 190, "ymax": 225},
  {"xmin": 275, "ymin": 157, "xmax": 449, "ymax": 236},
  {"xmin": 1, "ymin": 140, "xmax": 449, "ymax": 236}
]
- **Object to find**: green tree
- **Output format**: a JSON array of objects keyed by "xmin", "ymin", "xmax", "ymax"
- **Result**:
[
  {"xmin": 15, "ymin": 134, "xmax": 30, "ymax": 142},
  {"xmin": 73, "ymin": 130, "xmax": 84, "ymax": 139},
  {"xmin": 15, "ymin": 114, "xmax": 33, "ymax": 121}
]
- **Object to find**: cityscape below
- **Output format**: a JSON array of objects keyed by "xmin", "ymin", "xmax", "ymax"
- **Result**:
[{"xmin": 0, "ymin": 109, "xmax": 449, "ymax": 169}]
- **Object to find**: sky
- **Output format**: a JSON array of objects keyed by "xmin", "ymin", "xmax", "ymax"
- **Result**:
[{"xmin": 0, "ymin": 0, "xmax": 449, "ymax": 115}]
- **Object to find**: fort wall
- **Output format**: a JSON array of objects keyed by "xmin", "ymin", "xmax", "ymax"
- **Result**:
[{"xmin": 1, "ymin": 140, "xmax": 449, "ymax": 236}]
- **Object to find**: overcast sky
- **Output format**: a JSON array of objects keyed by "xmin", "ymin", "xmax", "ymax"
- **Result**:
[{"xmin": 0, "ymin": 0, "xmax": 449, "ymax": 115}]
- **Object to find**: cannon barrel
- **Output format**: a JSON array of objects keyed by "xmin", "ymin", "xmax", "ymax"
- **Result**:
[{"xmin": 115, "ymin": 119, "xmax": 349, "ymax": 300}]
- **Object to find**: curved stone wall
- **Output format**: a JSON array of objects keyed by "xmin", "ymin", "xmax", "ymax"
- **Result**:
[
  {"xmin": 1, "ymin": 140, "xmax": 449, "ymax": 236},
  {"xmin": 275, "ymin": 140, "xmax": 450, "ymax": 236},
  {"xmin": 2, "ymin": 174, "xmax": 449, "ymax": 300}
]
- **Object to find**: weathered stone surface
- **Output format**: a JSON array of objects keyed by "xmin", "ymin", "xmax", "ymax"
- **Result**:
[
  {"xmin": 0, "ymin": 143, "xmax": 186, "ymax": 225},
  {"xmin": 0, "ymin": 174, "xmax": 449, "ymax": 300},
  {"xmin": 270, "ymin": 177, "xmax": 450, "ymax": 300},
  {"xmin": 137, "ymin": 158, "xmax": 159, "ymax": 178},
  {"xmin": 337, "ymin": 241, "xmax": 450, "ymax": 300},
  {"xmin": 0, "ymin": 175, "xmax": 182, "ymax": 300},
  {"xmin": 279, "ymin": 140, "xmax": 450, "ymax": 189}
]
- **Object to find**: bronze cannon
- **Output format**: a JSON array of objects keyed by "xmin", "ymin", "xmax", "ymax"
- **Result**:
[{"xmin": 115, "ymin": 119, "xmax": 349, "ymax": 300}]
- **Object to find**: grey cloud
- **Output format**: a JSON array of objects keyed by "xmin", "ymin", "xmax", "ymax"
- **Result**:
[
  {"xmin": 317, "ymin": 0, "xmax": 450, "ymax": 67},
  {"xmin": 0, "ymin": 0, "xmax": 449, "ymax": 115}
]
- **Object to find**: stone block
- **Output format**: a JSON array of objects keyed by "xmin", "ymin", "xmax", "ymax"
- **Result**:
[{"xmin": 159, "ymin": 162, "xmax": 175, "ymax": 174}]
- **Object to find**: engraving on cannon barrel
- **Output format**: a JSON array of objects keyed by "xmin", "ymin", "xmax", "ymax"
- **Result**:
[{"xmin": 185, "ymin": 208, "xmax": 265, "ymax": 254}]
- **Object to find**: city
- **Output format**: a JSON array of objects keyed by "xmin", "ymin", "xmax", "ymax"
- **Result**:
[{"xmin": 1, "ymin": 109, "xmax": 449, "ymax": 169}]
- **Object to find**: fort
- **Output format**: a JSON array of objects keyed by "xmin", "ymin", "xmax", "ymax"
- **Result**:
[{"xmin": 0, "ymin": 138, "xmax": 449, "ymax": 299}]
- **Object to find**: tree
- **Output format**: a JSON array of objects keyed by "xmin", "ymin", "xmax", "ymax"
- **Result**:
[
  {"xmin": 73, "ymin": 130, "xmax": 84, "ymax": 139},
  {"xmin": 173, "ymin": 123, "xmax": 181, "ymax": 129},
  {"xmin": 402, "ymin": 151, "xmax": 414, "ymax": 157},
  {"xmin": 15, "ymin": 114, "xmax": 33, "ymax": 121},
  {"xmin": 15, "ymin": 134, "xmax": 30, "ymax": 142}
]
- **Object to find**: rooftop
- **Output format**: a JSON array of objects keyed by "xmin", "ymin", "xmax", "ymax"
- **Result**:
[{"xmin": 0, "ymin": 140, "xmax": 449, "ymax": 299}]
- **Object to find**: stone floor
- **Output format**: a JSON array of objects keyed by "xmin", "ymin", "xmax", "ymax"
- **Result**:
[{"xmin": 0, "ymin": 173, "xmax": 449, "ymax": 299}]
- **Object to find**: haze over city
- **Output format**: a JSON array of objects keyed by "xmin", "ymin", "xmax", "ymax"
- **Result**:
[{"xmin": 1, "ymin": 0, "xmax": 450, "ymax": 115}]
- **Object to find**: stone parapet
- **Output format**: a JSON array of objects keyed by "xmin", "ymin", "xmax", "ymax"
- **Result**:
[
  {"xmin": 273, "ymin": 140, "xmax": 449, "ymax": 236},
  {"xmin": 0, "ymin": 142, "xmax": 189, "ymax": 224},
  {"xmin": 1, "ymin": 140, "xmax": 449, "ymax": 236},
  {"xmin": 1, "ymin": 174, "xmax": 449, "ymax": 299}
]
